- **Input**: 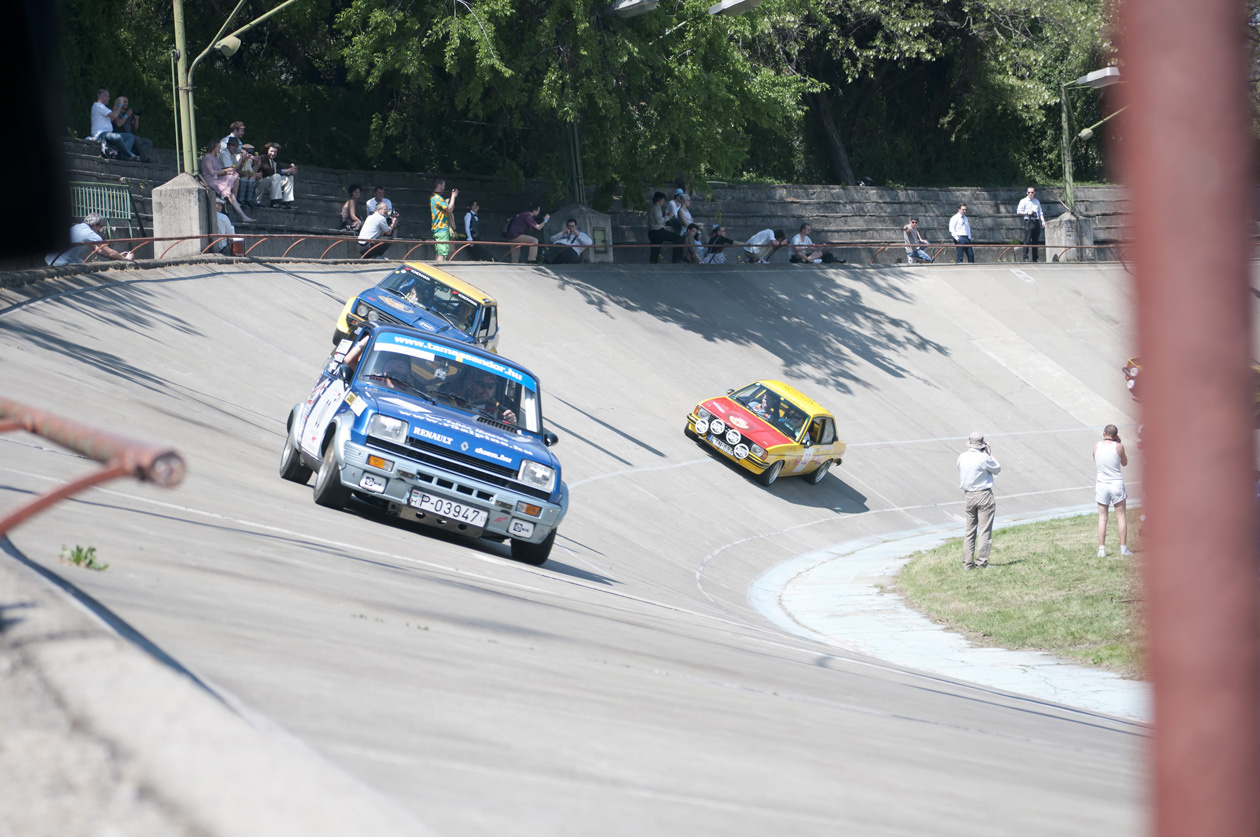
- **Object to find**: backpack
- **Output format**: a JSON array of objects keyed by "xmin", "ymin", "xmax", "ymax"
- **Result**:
[{"xmin": 100, "ymin": 139, "xmax": 118, "ymax": 160}]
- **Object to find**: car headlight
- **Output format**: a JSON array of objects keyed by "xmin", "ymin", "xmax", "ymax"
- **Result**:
[
  {"xmin": 696, "ymin": 406, "xmax": 712, "ymax": 421},
  {"xmin": 750, "ymin": 443, "xmax": 766, "ymax": 458},
  {"xmin": 518, "ymin": 460, "xmax": 556, "ymax": 491},
  {"xmin": 355, "ymin": 302, "xmax": 369, "ymax": 317},
  {"xmin": 367, "ymin": 413, "xmax": 407, "ymax": 442},
  {"xmin": 1128, "ymin": 366, "xmax": 1139, "ymax": 376},
  {"xmin": 367, "ymin": 309, "xmax": 380, "ymax": 322}
]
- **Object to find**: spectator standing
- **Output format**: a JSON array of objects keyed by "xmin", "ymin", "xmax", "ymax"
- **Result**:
[
  {"xmin": 367, "ymin": 187, "xmax": 394, "ymax": 214},
  {"xmin": 702, "ymin": 224, "xmax": 735, "ymax": 265},
  {"xmin": 88, "ymin": 89, "xmax": 139, "ymax": 160},
  {"xmin": 1016, "ymin": 187, "xmax": 1045, "ymax": 262},
  {"xmin": 463, "ymin": 200, "xmax": 491, "ymax": 261},
  {"xmin": 111, "ymin": 95, "xmax": 151, "ymax": 161},
  {"xmin": 743, "ymin": 229, "xmax": 787, "ymax": 264},
  {"xmin": 949, "ymin": 203, "xmax": 975, "ymax": 263},
  {"xmin": 257, "ymin": 142, "xmax": 296, "ymax": 208},
  {"xmin": 1094, "ymin": 425, "xmax": 1133, "ymax": 557},
  {"xmin": 790, "ymin": 223, "xmax": 824, "ymax": 264},
  {"xmin": 46, "ymin": 213, "xmax": 134, "ymax": 264},
  {"xmin": 341, "ymin": 184, "xmax": 364, "ymax": 233},
  {"xmin": 548, "ymin": 218, "xmax": 594, "ymax": 264},
  {"xmin": 506, "ymin": 204, "xmax": 549, "ymax": 263},
  {"xmin": 675, "ymin": 194, "xmax": 694, "ymax": 233},
  {"xmin": 200, "ymin": 139, "xmax": 253, "ymax": 223},
  {"xmin": 646, "ymin": 191, "xmax": 681, "ymax": 264},
  {"xmin": 903, "ymin": 218, "xmax": 933, "ymax": 263},
  {"xmin": 429, "ymin": 179, "xmax": 457, "ymax": 261},
  {"xmin": 358, "ymin": 201, "xmax": 398, "ymax": 259},
  {"xmin": 957, "ymin": 432, "xmax": 1001, "ymax": 570}
]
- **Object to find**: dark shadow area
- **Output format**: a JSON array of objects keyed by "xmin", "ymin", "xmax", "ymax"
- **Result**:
[
  {"xmin": 686, "ymin": 436, "xmax": 870, "ymax": 514},
  {"xmin": 551, "ymin": 266, "xmax": 949, "ymax": 394},
  {"xmin": 0, "ymin": 600, "xmax": 32, "ymax": 634},
  {"xmin": 544, "ymin": 417, "xmax": 635, "ymax": 467},
  {"xmin": 550, "ymin": 394, "xmax": 667, "ymax": 459}
]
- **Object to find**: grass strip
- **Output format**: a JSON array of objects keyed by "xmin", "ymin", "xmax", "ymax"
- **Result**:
[{"xmin": 893, "ymin": 513, "xmax": 1144, "ymax": 679}]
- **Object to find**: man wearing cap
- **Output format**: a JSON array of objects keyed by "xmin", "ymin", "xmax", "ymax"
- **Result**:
[{"xmin": 957, "ymin": 432, "xmax": 1001, "ymax": 569}]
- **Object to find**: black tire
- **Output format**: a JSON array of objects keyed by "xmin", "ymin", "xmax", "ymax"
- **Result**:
[
  {"xmin": 806, "ymin": 459, "xmax": 831, "ymax": 485},
  {"xmin": 684, "ymin": 423, "xmax": 699, "ymax": 441},
  {"xmin": 312, "ymin": 437, "xmax": 350, "ymax": 509},
  {"xmin": 332, "ymin": 328, "xmax": 347, "ymax": 346},
  {"xmin": 756, "ymin": 460, "xmax": 784, "ymax": 487},
  {"xmin": 279, "ymin": 431, "xmax": 312, "ymax": 484},
  {"xmin": 511, "ymin": 529, "xmax": 556, "ymax": 566}
]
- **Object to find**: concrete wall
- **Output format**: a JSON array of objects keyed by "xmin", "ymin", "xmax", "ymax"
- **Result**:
[{"xmin": 61, "ymin": 139, "xmax": 1127, "ymax": 264}]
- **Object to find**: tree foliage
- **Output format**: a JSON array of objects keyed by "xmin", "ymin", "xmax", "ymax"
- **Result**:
[{"xmin": 55, "ymin": 0, "xmax": 1115, "ymax": 192}]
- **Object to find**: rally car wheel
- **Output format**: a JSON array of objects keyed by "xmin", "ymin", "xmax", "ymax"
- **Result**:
[
  {"xmin": 331, "ymin": 328, "xmax": 347, "ymax": 346},
  {"xmin": 511, "ymin": 530, "xmax": 556, "ymax": 566},
  {"xmin": 684, "ymin": 423, "xmax": 700, "ymax": 442},
  {"xmin": 807, "ymin": 459, "xmax": 831, "ymax": 485},
  {"xmin": 313, "ymin": 438, "xmax": 350, "ymax": 509},
  {"xmin": 279, "ymin": 433, "xmax": 313, "ymax": 484},
  {"xmin": 757, "ymin": 460, "xmax": 784, "ymax": 487}
]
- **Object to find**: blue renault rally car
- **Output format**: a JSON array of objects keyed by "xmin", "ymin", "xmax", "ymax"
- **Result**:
[{"xmin": 280, "ymin": 324, "xmax": 566, "ymax": 565}]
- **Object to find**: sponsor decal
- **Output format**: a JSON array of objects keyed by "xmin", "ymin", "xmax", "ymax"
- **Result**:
[
  {"xmin": 414, "ymin": 427, "xmax": 453, "ymax": 445},
  {"xmin": 380, "ymin": 295, "xmax": 414, "ymax": 314},
  {"xmin": 379, "ymin": 396, "xmax": 429, "ymax": 414},
  {"xmin": 729, "ymin": 415, "xmax": 749, "ymax": 429},
  {"xmin": 376, "ymin": 333, "xmax": 536, "ymax": 390},
  {"xmin": 306, "ymin": 377, "xmax": 332, "ymax": 407},
  {"xmin": 345, "ymin": 392, "xmax": 366, "ymax": 416},
  {"xmin": 475, "ymin": 447, "xmax": 512, "ymax": 463}
]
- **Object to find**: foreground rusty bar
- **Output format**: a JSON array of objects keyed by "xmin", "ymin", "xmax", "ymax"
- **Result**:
[
  {"xmin": 0, "ymin": 397, "xmax": 186, "ymax": 538},
  {"xmin": 1120, "ymin": 0, "xmax": 1260, "ymax": 834}
]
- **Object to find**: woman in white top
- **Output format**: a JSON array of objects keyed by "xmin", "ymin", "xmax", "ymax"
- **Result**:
[{"xmin": 1093, "ymin": 424, "xmax": 1132, "ymax": 557}]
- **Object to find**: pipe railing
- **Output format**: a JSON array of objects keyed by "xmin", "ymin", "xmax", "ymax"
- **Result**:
[
  {"xmin": 47, "ymin": 232, "xmax": 1134, "ymax": 267},
  {"xmin": 0, "ymin": 398, "xmax": 186, "ymax": 538}
]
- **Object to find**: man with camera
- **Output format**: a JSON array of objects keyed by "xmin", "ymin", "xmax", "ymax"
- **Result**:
[
  {"xmin": 111, "ymin": 95, "xmax": 151, "ymax": 162},
  {"xmin": 359, "ymin": 200, "xmax": 398, "ymax": 259},
  {"xmin": 430, "ymin": 178, "xmax": 457, "ymax": 261},
  {"xmin": 1016, "ymin": 187, "xmax": 1045, "ymax": 262},
  {"xmin": 957, "ymin": 431, "xmax": 1002, "ymax": 570},
  {"xmin": 88, "ymin": 89, "xmax": 139, "ymax": 160}
]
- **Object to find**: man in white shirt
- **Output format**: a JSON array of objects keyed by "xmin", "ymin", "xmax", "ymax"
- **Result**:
[
  {"xmin": 949, "ymin": 203, "xmax": 974, "ymax": 263},
  {"xmin": 957, "ymin": 431, "xmax": 1002, "ymax": 569},
  {"xmin": 214, "ymin": 198, "xmax": 236, "ymax": 254},
  {"xmin": 366, "ymin": 186, "xmax": 394, "ymax": 214},
  {"xmin": 358, "ymin": 201, "xmax": 398, "ymax": 259},
  {"xmin": 88, "ymin": 89, "xmax": 139, "ymax": 160},
  {"xmin": 743, "ymin": 228, "xmax": 787, "ymax": 263},
  {"xmin": 221, "ymin": 122, "xmax": 247, "ymax": 156},
  {"xmin": 547, "ymin": 218, "xmax": 594, "ymax": 264},
  {"xmin": 789, "ymin": 223, "xmax": 824, "ymax": 264},
  {"xmin": 46, "ymin": 213, "xmax": 134, "ymax": 265},
  {"xmin": 1016, "ymin": 187, "xmax": 1045, "ymax": 262}
]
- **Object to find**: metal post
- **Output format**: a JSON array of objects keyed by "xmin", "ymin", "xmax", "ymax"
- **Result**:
[
  {"xmin": 1060, "ymin": 82, "xmax": 1075, "ymax": 214},
  {"xmin": 172, "ymin": 0, "xmax": 194, "ymax": 174},
  {"xmin": 562, "ymin": 121, "xmax": 585, "ymax": 206},
  {"xmin": 1120, "ymin": 0, "xmax": 1260, "ymax": 834}
]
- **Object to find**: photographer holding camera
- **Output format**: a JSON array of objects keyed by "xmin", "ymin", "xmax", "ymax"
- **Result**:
[
  {"xmin": 430, "ymin": 178, "xmax": 457, "ymax": 261},
  {"xmin": 359, "ymin": 201, "xmax": 398, "ymax": 259},
  {"xmin": 111, "ymin": 95, "xmax": 151, "ymax": 162},
  {"xmin": 957, "ymin": 431, "xmax": 1002, "ymax": 570},
  {"xmin": 1016, "ymin": 186, "xmax": 1045, "ymax": 262}
]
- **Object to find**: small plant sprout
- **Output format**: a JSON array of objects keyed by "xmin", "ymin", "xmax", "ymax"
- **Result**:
[{"xmin": 60, "ymin": 545, "xmax": 109, "ymax": 571}]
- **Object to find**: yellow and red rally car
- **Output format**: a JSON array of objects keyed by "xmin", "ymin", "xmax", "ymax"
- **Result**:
[{"xmin": 685, "ymin": 380, "xmax": 845, "ymax": 486}]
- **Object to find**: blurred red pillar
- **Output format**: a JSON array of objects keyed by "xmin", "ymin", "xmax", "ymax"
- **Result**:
[{"xmin": 1119, "ymin": 0, "xmax": 1260, "ymax": 834}]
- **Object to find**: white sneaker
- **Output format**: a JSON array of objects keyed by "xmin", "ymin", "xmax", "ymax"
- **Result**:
[
  {"xmin": 1120, "ymin": 546, "xmax": 1135, "ymax": 556},
  {"xmin": 1097, "ymin": 546, "xmax": 1107, "ymax": 558}
]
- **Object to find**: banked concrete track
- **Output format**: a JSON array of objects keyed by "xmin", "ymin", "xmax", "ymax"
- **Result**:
[{"xmin": 1, "ymin": 260, "xmax": 1145, "ymax": 835}]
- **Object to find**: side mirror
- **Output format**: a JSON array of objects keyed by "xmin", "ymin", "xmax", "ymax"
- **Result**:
[
  {"xmin": 543, "ymin": 430, "xmax": 559, "ymax": 447},
  {"xmin": 726, "ymin": 388, "xmax": 734, "ymax": 395},
  {"xmin": 338, "ymin": 365, "xmax": 352, "ymax": 383},
  {"xmin": 803, "ymin": 438, "xmax": 813, "ymax": 448}
]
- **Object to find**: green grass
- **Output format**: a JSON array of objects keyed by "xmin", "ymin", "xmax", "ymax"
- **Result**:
[
  {"xmin": 893, "ymin": 513, "xmax": 1144, "ymax": 679},
  {"xmin": 60, "ymin": 544, "xmax": 109, "ymax": 572}
]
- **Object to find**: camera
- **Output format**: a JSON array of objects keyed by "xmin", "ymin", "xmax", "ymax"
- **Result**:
[{"xmin": 388, "ymin": 210, "xmax": 400, "ymax": 219}]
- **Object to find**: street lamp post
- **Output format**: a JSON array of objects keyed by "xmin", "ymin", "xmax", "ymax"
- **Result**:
[{"xmin": 1061, "ymin": 66, "xmax": 1120, "ymax": 213}]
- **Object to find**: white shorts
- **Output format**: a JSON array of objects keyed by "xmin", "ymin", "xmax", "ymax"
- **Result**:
[{"xmin": 1096, "ymin": 481, "xmax": 1127, "ymax": 507}]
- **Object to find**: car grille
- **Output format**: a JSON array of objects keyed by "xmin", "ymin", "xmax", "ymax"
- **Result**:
[{"xmin": 368, "ymin": 437, "xmax": 552, "ymax": 501}]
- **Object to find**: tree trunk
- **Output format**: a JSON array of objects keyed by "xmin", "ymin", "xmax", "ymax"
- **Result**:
[{"xmin": 810, "ymin": 91, "xmax": 856, "ymax": 186}]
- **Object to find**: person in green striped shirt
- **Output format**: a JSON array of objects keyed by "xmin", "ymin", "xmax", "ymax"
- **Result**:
[{"xmin": 429, "ymin": 178, "xmax": 458, "ymax": 261}]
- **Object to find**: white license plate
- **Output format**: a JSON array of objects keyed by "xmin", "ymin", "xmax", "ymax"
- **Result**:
[
  {"xmin": 408, "ymin": 490, "xmax": 488, "ymax": 527},
  {"xmin": 708, "ymin": 434, "xmax": 735, "ymax": 455},
  {"xmin": 508, "ymin": 519, "xmax": 535, "ymax": 538}
]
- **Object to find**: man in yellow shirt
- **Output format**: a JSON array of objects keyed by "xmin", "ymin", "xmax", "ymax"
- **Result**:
[{"xmin": 429, "ymin": 178, "xmax": 457, "ymax": 261}]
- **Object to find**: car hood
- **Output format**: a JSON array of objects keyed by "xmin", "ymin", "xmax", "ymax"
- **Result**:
[
  {"xmin": 362, "ymin": 387, "xmax": 558, "ymax": 472},
  {"xmin": 700, "ymin": 397, "xmax": 795, "ymax": 448},
  {"xmin": 359, "ymin": 288, "xmax": 470, "ymax": 343}
]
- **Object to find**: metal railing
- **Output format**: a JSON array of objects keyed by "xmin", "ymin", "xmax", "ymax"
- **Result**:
[
  {"xmin": 0, "ymin": 398, "xmax": 186, "ymax": 538},
  {"xmin": 44, "ymin": 231, "xmax": 1132, "ymax": 266}
]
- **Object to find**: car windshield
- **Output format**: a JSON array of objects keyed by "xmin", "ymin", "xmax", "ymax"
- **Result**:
[
  {"xmin": 360, "ymin": 334, "xmax": 540, "ymax": 433},
  {"xmin": 730, "ymin": 383, "xmax": 809, "ymax": 439},
  {"xmin": 380, "ymin": 268, "xmax": 479, "ymax": 334}
]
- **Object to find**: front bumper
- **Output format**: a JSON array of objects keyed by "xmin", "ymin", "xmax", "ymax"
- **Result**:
[
  {"xmin": 686, "ymin": 412, "xmax": 771, "ymax": 476},
  {"xmin": 339, "ymin": 439, "xmax": 566, "ymax": 543}
]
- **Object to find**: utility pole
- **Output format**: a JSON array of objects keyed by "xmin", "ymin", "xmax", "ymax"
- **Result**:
[{"xmin": 172, "ymin": 0, "xmax": 194, "ymax": 174}]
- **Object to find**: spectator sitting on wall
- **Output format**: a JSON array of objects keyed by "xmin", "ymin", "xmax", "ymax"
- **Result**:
[
  {"xmin": 236, "ymin": 144, "xmax": 261, "ymax": 208},
  {"xmin": 46, "ymin": 213, "xmax": 134, "ymax": 265},
  {"xmin": 789, "ymin": 222, "xmax": 825, "ymax": 264},
  {"xmin": 680, "ymin": 223, "xmax": 704, "ymax": 264},
  {"xmin": 359, "ymin": 200, "xmax": 398, "ymax": 259},
  {"xmin": 547, "ymin": 218, "xmax": 594, "ymax": 264},
  {"xmin": 367, "ymin": 186, "xmax": 393, "ymax": 214},
  {"xmin": 702, "ymin": 224, "xmax": 736, "ymax": 265},
  {"xmin": 200, "ymin": 138, "xmax": 254, "ymax": 223},
  {"xmin": 743, "ymin": 228, "xmax": 787, "ymax": 264},
  {"xmin": 214, "ymin": 197, "xmax": 236, "ymax": 254},
  {"xmin": 341, "ymin": 184, "xmax": 364, "ymax": 233},
  {"xmin": 221, "ymin": 121, "xmax": 246, "ymax": 155},
  {"xmin": 257, "ymin": 142, "xmax": 296, "ymax": 208},
  {"xmin": 506, "ymin": 203, "xmax": 549, "ymax": 264},
  {"xmin": 111, "ymin": 95, "xmax": 151, "ymax": 162},
  {"xmin": 903, "ymin": 218, "xmax": 932, "ymax": 263},
  {"xmin": 88, "ymin": 88, "xmax": 139, "ymax": 160}
]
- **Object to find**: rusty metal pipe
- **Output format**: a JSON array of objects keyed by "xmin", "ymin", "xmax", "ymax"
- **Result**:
[{"xmin": 1119, "ymin": 0, "xmax": 1260, "ymax": 833}]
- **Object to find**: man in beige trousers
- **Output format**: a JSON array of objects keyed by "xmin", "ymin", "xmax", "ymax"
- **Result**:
[{"xmin": 957, "ymin": 431, "xmax": 1001, "ymax": 569}]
